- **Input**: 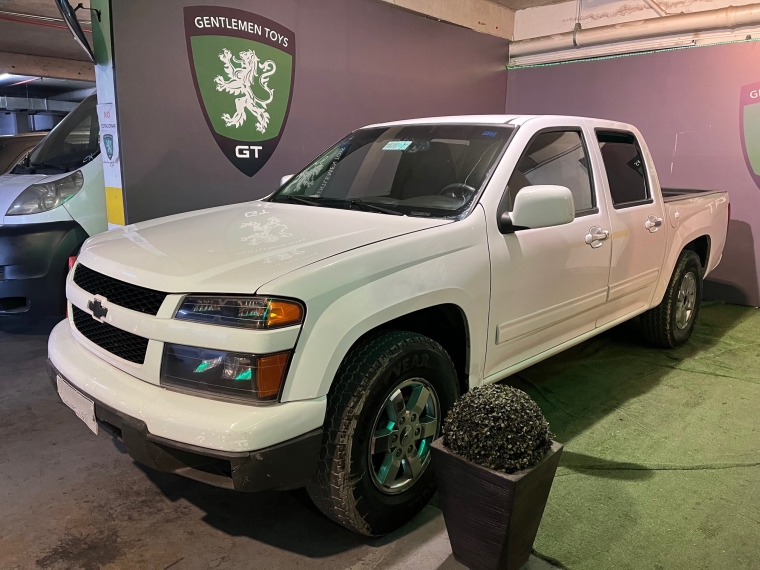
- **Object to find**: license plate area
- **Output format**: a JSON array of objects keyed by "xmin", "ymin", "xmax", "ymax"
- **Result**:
[{"xmin": 57, "ymin": 375, "xmax": 98, "ymax": 435}]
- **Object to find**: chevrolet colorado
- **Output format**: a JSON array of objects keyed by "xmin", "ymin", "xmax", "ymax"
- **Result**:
[{"xmin": 49, "ymin": 115, "xmax": 729, "ymax": 535}]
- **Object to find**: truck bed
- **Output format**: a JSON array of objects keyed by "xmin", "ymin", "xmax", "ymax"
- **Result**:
[{"xmin": 661, "ymin": 188, "xmax": 724, "ymax": 203}]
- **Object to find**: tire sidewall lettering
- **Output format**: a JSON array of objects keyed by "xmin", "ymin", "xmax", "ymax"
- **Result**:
[{"xmin": 388, "ymin": 352, "xmax": 434, "ymax": 380}]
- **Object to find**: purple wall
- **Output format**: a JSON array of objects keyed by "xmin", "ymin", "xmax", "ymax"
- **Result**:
[
  {"xmin": 507, "ymin": 41, "xmax": 760, "ymax": 306},
  {"xmin": 111, "ymin": 0, "xmax": 509, "ymax": 223}
]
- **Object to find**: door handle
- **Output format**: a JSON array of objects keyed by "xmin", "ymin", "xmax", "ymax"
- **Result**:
[
  {"xmin": 585, "ymin": 226, "xmax": 610, "ymax": 248},
  {"xmin": 645, "ymin": 215, "xmax": 663, "ymax": 232}
]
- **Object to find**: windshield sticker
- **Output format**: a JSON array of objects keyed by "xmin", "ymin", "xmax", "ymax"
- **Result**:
[
  {"xmin": 482, "ymin": 131, "xmax": 498, "ymax": 137},
  {"xmin": 313, "ymin": 142, "xmax": 349, "ymax": 196},
  {"xmin": 383, "ymin": 141, "xmax": 413, "ymax": 151},
  {"xmin": 288, "ymin": 141, "xmax": 349, "ymax": 196}
]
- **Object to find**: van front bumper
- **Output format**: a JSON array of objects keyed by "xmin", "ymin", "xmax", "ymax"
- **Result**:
[
  {"xmin": 48, "ymin": 321, "xmax": 326, "ymax": 491},
  {"xmin": 0, "ymin": 221, "xmax": 88, "ymax": 315}
]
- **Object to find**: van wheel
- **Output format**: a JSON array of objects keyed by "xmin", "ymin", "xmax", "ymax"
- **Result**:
[
  {"xmin": 307, "ymin": 331, "xmax": 459, "ymax": 536},
  {"xmin": 639, "ymin": 250, "xmax": 703, "ymax": 348}
]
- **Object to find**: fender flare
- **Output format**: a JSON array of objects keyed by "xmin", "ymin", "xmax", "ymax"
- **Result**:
[
  {"xmin": 651, "ymin": 230, "xmax": 712, "ymax": 307},
  {"xmin": 281, "ymin": 288, "xmax": 480, "ymax": 402}
]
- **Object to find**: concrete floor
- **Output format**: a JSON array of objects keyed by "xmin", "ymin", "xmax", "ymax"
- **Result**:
[{"xmin": 0, "ymin": 318, "xmax": 557, "ymax": 570}]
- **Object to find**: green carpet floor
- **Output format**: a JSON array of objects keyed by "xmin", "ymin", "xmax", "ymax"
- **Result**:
[{"xmin": 505, "ymin": 302, "xmax": 760, "ymax": 570}]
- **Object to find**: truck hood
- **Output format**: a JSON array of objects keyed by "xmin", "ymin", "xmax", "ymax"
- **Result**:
[
  {"xmin": 77, "ymin": 201, "xmax": 451, "ymax": 294},
  {"xmin": 0, "ymin": 173, "xmax": 49, "ymax": 221}
]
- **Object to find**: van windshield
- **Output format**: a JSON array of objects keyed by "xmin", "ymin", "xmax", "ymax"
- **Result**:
[
  {"xmin": 12, "ymin": 94, "xmax": 99, "ymax": 175},
  {"xmin": 270, "ymin": 124, "xmax": 514, "ymax": 218}
]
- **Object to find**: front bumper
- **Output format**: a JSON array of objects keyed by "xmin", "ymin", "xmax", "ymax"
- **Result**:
[
  {"xmin": 48, "ymin": 319, "xmax": 326, "ymax": 452},
  {"xmin": 48, "ymin": 359, "xmax": 323, "ymax": 492},
  {"xmin": 0, "ymin": 221, "xmax": 88, "ymax": 315}
]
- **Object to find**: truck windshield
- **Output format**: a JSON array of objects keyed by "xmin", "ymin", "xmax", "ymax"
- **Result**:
[
  {"xmin": 11, "ymin": 94, "xmax": 99, "ymax": 175},
  {"xmin": 270, "ymin": 124, "xmax": 514, "ymax": 217}
]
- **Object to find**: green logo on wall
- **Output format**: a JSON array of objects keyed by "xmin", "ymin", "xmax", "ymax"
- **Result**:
[
  {"xmin": 184, "ymin": 7, "xmax": 295, "ymax": 177},
  {"xmin": 103, "ymin": 134, "xmax": 114, "ymax": 160},
  {"xmin": 741, "ymin": 81, "xmax": 760, "ymax": 190}
]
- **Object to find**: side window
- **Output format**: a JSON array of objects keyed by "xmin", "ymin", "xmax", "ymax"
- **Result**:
[
  {"xmin": 596, "ymin": 131, "xmax": 650, "ymax": 207},
  {"xmin": 505, "ymin": 130, "xmax": 594, "ymax": 214}
]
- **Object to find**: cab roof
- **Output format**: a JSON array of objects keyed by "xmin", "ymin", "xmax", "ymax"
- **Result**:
[{"xmin": 366, "ymin": 114, "xmax": 629, "ymax": 129}]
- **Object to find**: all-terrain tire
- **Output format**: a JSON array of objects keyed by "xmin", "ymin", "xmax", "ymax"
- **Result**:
[
  {"xmin": 639, "ymin": 250, "xmax": 703, "ymax": 348},
  {"xmin": 307, "ymin": 330, "xmax": 459, "ymax": 536}
]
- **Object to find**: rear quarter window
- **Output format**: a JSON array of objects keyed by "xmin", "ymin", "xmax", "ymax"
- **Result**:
[{"xmin": 596, "ymin": 131, "xmax": 650, "ymax": 208}]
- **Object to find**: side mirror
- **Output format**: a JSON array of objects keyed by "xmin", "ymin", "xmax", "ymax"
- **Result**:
[
  {"xmin": 280, "ymin": 174, "xmax": 294, "ymax": 187},
  {"xmin": 498, "ymin": 185, "xmax": 575, "ymax": 234},
  {"xmin": 56, "ymin": 0, "xmax": 95, "ymax": 63}
]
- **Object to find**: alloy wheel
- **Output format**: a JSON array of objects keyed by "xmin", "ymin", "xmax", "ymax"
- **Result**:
[
  {"xmin": 368, "ymin": 378, "xmax": 440, "ymax": 495},
  {"xmin": 675, "ymin": 271, "xmax": 697, "ymax": 330}
]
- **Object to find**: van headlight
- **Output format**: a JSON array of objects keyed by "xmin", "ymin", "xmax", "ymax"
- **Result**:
[
  {"xmin": 6, "ymin": 170, "xmax": 85, "ymax": 215},
  {"xmin": 175, "ymin": 296, "xmax": 304, "ymax": 329}
]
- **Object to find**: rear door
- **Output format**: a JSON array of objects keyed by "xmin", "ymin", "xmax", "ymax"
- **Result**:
[{"xmin": 589, "ymin": 124, "xmax": 667, "ymax": 326}]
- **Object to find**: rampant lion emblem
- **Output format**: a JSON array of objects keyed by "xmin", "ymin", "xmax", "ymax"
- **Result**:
[
  {"xmin": 239, "ymin": 217, "xmax": 292, "ymax": 246},
  {"xmin": 214, "ymin": 48, "xmax": 276, "ymax": 133}
]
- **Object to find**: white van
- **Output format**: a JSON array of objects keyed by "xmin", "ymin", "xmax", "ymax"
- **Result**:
[{"xmin": 0, "ymin": 94, "xmax": 106, "ymax": 316}]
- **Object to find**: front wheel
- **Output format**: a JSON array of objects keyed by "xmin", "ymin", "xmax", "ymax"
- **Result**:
[
  {"xmin": 639, "ymin": 250, "xmax": 703, "ymax": 348},
  {"xmin": 307, "ymin": 331, "xmax": 459, "ymax": 536}
]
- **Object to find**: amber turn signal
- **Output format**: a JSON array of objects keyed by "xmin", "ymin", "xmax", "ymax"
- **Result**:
[
  {"xmin": 256, "ymin": 351, "xmax": 291, "ymax": 399},
  {"xmin": 266, "ymin": 300, "xmax": 303, "ymax": 328}
]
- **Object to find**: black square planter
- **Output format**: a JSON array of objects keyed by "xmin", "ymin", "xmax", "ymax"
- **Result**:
[{"xmin": 431, "ymin": 438, "xmax": 563, "ymax": 570}]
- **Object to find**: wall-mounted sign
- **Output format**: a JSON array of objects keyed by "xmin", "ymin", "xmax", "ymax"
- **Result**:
[
  {"xmin": 740, "ymin": 81, "xmax": 760, "ymax": 190},
  {"xmin": 97, "ymin": 102, "xmax": 120, "ymax": 164},
  {"xmin": 184, "ymin": 6, "xmax": 296, "ymax": 177}
]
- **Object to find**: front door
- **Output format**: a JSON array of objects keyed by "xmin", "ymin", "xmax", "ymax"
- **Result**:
[{"xmin": 484, "ymin": 123, "xmax": 612, "ymax": 379}]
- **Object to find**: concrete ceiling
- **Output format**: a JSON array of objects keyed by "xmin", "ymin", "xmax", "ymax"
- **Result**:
[
  {"xmin": 0, "ymin": 0, "xmax": 95, "ymax": 109},
  {"xmin": 0, "ymin": 0, "xmax": 93, "ymax": 62},
  {"xmin": 490, "ymin": 0, "xmax": 569, "ymax": 11}
]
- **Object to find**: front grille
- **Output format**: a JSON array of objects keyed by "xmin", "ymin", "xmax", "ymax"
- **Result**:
[
  {"xmin": 72, "ymin": 305, "xmax": 149, "ymax": 364},
  {"xmin": 73, "ymin": 264, "xmax": 167, "ymax": 316}
]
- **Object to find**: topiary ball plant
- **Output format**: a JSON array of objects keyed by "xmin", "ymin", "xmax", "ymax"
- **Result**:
[{"xmin": 443, "ymin": 384, "xmax": 554, "ymax": 473}]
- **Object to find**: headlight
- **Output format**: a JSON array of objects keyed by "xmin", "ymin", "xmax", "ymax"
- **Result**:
[
  {"xmin": 6, "ymin": 170, "xmax": 85, "ymax": 216},
  {"xmin": 175, "ymin": 296, "xmax": 304, "ymax": 329},
  {"xmin": 161, "ymin": 343, "xmax": 291, "ymax": 402}
]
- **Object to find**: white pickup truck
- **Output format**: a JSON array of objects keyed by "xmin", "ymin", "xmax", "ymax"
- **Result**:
[{"xmin": 48, "ymin": 115, "xmax": 728, "ymax": 536}]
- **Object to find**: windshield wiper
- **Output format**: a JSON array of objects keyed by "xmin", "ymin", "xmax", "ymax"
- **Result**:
[
  {"xmin": 348, "ymin": 198, "xmax": 404, "ymax": 216},
  {"xmin": 30, "ymin": 162, "xmax": 67, "ymax": 173},
  {"xmin": 285, "ymin": 195, "xmax": 323, "ymax": 207}
]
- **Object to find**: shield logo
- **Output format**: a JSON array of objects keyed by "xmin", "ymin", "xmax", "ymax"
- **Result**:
[
  {"xmin": 740, "ymin": 81, "xmax": 760, "ymax": 190},
  {"xmin": 103, "ymin": 134, "xmax": 114, "ymax": 160},
  {"xmin": 184, "ymin": 7, "xmax": 295, "ymax": 177}
]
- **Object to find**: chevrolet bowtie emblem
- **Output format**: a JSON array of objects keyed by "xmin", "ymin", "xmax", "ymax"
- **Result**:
[{"xmin": 88, "ymin": 299, "xmax": 108, "ymax": 321}]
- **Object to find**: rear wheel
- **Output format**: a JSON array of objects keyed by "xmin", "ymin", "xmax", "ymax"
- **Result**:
[
  {"xmin": 307, "ymin": 330, "xmax": 459, "ymax": 536},
  {"xmin": 639, "ymin": 250, "xmax": 703, "ymax": 348}
]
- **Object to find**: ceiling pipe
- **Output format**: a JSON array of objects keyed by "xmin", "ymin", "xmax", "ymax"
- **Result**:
[
  {"xmin": 510, "ymin": 3, "xmax": 760, "ymax": 58},
  {"xmin": 0, "ymin": 96, "xmax": 78, "ymax": 113},
  {"xmin": 0, "ymin": 10, "xmax": 92, "ymax": 32}
]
